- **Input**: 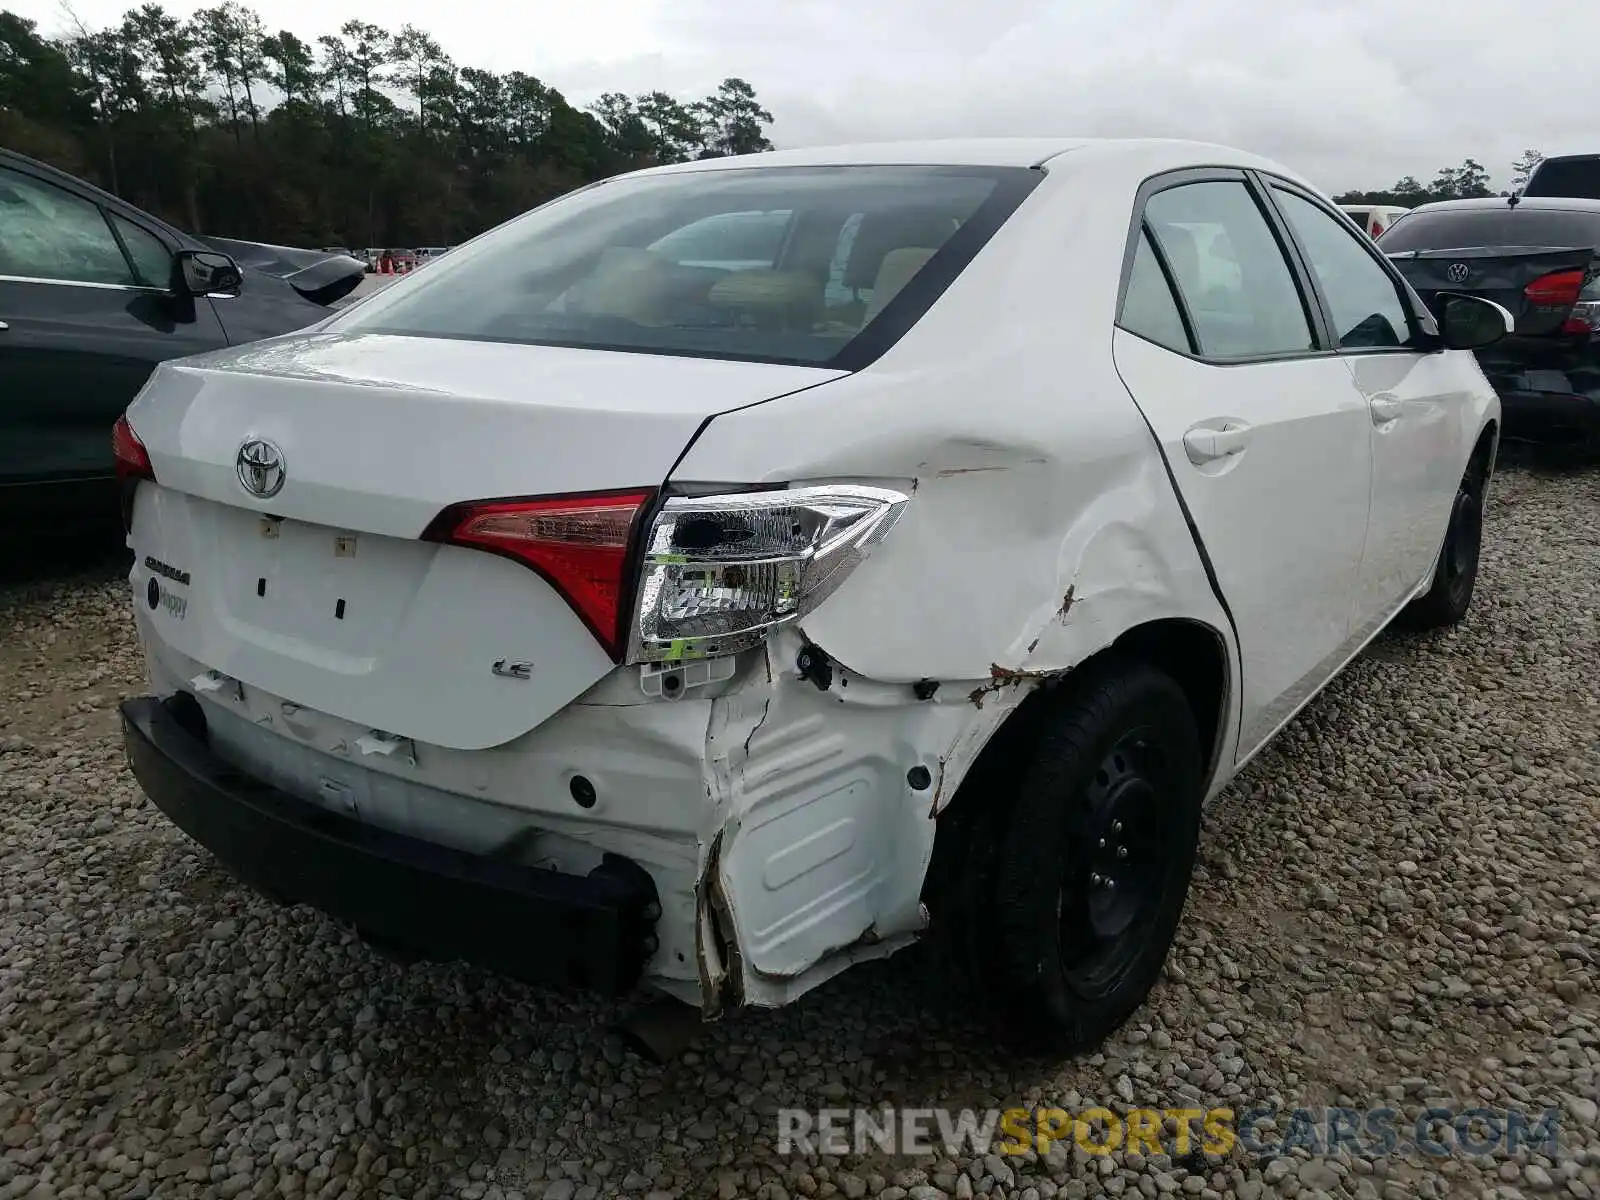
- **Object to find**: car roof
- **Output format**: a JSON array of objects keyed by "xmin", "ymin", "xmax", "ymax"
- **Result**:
[
  {"xmin": 1404, "ymin": 195, "xmax": 1600, "ymax": 216},
  {"xmin": 634, "ymin": 137, "xmax": 1306, "ymax": 180}
]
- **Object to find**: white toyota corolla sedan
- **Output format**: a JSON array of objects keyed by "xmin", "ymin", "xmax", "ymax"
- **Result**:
[{"xmin": 114, "ymin": 138, "xmax": 1508, "ymax": 1055}]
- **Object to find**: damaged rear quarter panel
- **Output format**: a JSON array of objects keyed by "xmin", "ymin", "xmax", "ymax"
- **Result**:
[
  {"xmin": 702, "ymin": 628, "xmax": 978, "ymax": 987},
  {"xmin": 673, "ymin": 152, "xmax": 1240, "ymax": 1005},
  {"xmin": 670, "ymin": 354, "xmax": 1230, "ymax": 690}
]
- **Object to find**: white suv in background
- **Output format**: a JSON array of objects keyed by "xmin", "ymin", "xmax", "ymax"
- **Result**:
[
  {"xmin": 114, "ymin": 138, "xmax": 1506, "ymax": 1056},
  {"xmin": 1339, "ymin": 203, "xmax": 1410, "ymax": 239}
]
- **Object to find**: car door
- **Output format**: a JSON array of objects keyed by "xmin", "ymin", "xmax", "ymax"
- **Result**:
[
  {"xmin": 0, "ymin": 162, "xmax": 227, "ymax": 517},
  {"xmin": 1264, "ymin": 180, "xmax": 1476, "ymax": 642},
  {"xmin": 1111, "ymin": 170, "xmax": 1375, "ymax": 762}
]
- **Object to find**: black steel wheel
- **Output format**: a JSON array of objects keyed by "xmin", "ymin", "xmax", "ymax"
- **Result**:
[
  {"xmin": 1398, "ymin": 457, "xmax": 1486, "ymax": 630},
  {"xmin": 976, "ymin": 658, "xmax": 1204, "ymax": 1054}
]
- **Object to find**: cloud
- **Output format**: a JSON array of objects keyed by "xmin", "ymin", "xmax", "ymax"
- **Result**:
[
  {"xmin": 630, "ymin": 0, "xmax": 1598, "ymax": 191},
  {"xmin": 13, "ymin": 0, "xmax": 1594, "ymax": 192}
]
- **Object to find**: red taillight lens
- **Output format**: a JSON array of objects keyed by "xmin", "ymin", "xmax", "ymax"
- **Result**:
[
  {"xmin": 1561, "ymin": 300, "xmax": 1600, "ymax": 334},
  {"xmin": 422, "ymin": 490, "xmax": 653, "ymax": 660},
  {"xmin": 112, "ymin": 414, "xmax": 153, "ymax": 483},
  {"xmin": 1524, "ymin": 269, "xmax": 1586, "ymax": 308},
  {"xmin": 113, "ymin": 414, "xmax": 154, "ymax": 533}
]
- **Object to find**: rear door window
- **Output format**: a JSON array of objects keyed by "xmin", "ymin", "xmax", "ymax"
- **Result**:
[
  {"xmin": 1143, "ymin": 180, "xmax": 1315, "ymax": 359},
  {"xmin": 1119, "ymin": 228, "xmax": 1192, "ymax": 353}
]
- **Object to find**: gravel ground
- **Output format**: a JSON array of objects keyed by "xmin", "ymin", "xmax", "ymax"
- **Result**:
[{"xmin": 2, "ymin": 460, "xmax": 1598, "ymax": 1200}]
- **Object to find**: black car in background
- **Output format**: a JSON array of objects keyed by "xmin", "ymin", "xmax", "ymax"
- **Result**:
[
  {"xmin": 1382, "ymin": 196, "xmax": 1600, "ymax": 456},
  {"xmin": 1522, "ymin": 154, "xmax": 1600, "ymax": 201},
  {"xmin": 0, "ymin": 149, "xmax": 366, "ymax": 548}
]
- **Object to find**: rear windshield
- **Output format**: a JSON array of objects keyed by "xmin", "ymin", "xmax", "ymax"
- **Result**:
[
  {"xmin": 1380, "ymin": 207, "xmax": 1600, "ymax": 254},
  {"xmin": 1523, "ymin": 158, "xmax": 1600, "ymax": 199},
  {"xmin": 331, "ymin": 164, "xmax": 1040, "ymax": 368}
]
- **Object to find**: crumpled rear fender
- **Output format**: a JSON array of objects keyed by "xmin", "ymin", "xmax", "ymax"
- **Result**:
[{"xmin": 671, "ymin": 343, "xmax": 1239, "ymax": 1009}]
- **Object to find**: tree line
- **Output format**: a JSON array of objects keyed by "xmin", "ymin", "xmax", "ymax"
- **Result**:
[
  {"xmin": 1334, "ymin": 150, "xmax": 1546, "ymax": 208},
  {"xmin": 0, "ymin": 5, "xmax": 776, "ymax": 248},
  {"xmin": 0, "ymin": 15, "xmax": 1565, "ymax": 251}
]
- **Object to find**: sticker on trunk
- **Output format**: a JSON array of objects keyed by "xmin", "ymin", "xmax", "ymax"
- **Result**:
[{"xmin": 146, "ymin": 576, "xmax": 188, "ymax": 620}]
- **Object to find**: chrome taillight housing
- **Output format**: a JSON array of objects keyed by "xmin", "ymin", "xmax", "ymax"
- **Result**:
[{"xmin": 627, "ymin": 485, "xmax": 910, "ymax": 663}]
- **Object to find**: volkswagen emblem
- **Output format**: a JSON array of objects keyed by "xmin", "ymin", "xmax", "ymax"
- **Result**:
[
  {"xmin": 1446, "ymin": 262, "xmax": 1471, "ymax": 285},
  {"xmin": 236, "ymin": 438, "xmax": 286, "ymax": 498}
]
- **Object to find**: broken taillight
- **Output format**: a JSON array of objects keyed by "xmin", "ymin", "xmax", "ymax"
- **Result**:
[
  {"xmin": 421, "ymin": 490, "xmax": 654, "ymax": 661},
  {"xmin": 424, "ymin": 484, "xmax": 912, "ymax": 667},
  {"xmin": 113, "ymin": 414, "xmax": 154, "ymax": 532},
  {"xmin": 627, "ymin": 485, "xmax": 910, "ymax": 663},
  {"xmin": 1524, "ymin": 269, "xmax": 1587, "ymax": 308}
]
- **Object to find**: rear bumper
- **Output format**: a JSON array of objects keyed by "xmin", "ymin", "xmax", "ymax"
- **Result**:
[
  {"xmin": 1499, "ymin": 389, "xmax": 1600, "ymax": 450},
  {"xmin": 120, "ymin": 694, "xmax": 661, "ymax": 996}
]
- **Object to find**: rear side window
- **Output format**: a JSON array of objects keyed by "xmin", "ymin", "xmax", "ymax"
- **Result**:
[
  {"xmin": 332, "ymin": 165, "xmax": 1042, "ymax": 368},
  {"xmin": 1143, "ymin": 181, "xmax": 1314, "ymax": 359},
  {"xmin": 1379, "ymin": 208, "xmax": 1600, "ymax": 254},
  {"xmin": 1119, "ymin": 229, "xmax": 1191, "ymax": 353}
]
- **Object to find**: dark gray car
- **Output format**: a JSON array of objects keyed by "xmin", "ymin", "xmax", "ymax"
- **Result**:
[
  {"xmin": 0, "ymin": 149, "xmax": 365, "ymax": 547},
  {"xmin": 1382, "ymin": 196, "xmax": 1600, "ymax": 456}
]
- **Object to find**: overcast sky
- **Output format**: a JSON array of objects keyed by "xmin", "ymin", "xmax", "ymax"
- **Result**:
[{"xmin": 12, "ymin": 0, "xmax": 1592, "ymax": 192}]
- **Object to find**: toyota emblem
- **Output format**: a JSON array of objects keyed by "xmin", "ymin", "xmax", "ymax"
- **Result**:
[
  {"xmin": 1446, "ymin": 262, "xmax": 1471, "ymax": 285},
  {"xmin": 236, "ymin": 438, "xmax": 286, "ymax": 498}
]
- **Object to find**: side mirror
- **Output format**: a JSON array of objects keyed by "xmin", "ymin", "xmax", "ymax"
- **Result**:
[
  {"xmin": 172, "ymin": 249, "xmax": 242, "ymax": 297},
  {"xmin": 1437, "ymin": 293, "xmax": 1513, "ymax": 350}
]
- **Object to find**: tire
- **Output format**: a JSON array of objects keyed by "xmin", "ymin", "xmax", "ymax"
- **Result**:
[
  {"xmin": 1397, "ymin": 457, "xmax": 1486, "ymax": 631},
  {"xmin": 955, "ymin": 659, "xmax": 1204, "ymax": 1055}
]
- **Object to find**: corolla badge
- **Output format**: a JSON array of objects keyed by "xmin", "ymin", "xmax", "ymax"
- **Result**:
[
  {"xmin": 236, "ymin": 438, "xmax": 286, "ymax": 498},
  {"xmin": 1446, "ymin": 262, "xmax": 1471, "ymax": 285}
]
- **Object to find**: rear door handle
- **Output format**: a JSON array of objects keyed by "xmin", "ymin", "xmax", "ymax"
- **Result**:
[
  {"xmin": 1369, "ymin": 394, "xmax": 1403, "ymax": 424},
  {"xmin": 1182, "ymin": 422, "xmax": 1252, "ymax": 464}
]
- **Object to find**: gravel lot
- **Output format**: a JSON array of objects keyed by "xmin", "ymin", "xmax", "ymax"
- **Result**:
[{"xmin": 2, "ymin": 461, "xmax": 1598, "ymax": 1200}]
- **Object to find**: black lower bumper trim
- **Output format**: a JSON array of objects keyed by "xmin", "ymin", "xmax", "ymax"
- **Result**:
[
  {"xmin": 120, "ymin": 695, "xmax": 659, "ymax": 996},
  {"xmin": 1497, "ymin": 390, "xmax": 1600, "ymax": 451}
]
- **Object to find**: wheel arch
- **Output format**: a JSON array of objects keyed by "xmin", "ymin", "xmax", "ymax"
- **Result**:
[
  {"xmin": 1473, "ymin": 418, "xmax": 1499, "ymax": 478},
  {"xmin": 924, "ymin": 616, "xmax": 1232, "ymax": 906}
]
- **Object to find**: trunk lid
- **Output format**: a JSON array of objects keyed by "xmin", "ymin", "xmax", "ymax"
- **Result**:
[
  {"xmin": 127, "ymin": 332, "xmax": 842, "ymax": 750},
  {"xmin": 1388, "ymin": 246, "xmax": 1595, "ymax": 337}
]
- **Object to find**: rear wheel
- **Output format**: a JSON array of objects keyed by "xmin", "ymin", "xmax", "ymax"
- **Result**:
[
  {"xmin": 1398, "ymin": 459, "xmax": 1486, "ymax": 630},
  {"xmin": 943, "ymin": 659, "xmax": 1204, "ymax": 1054}
]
